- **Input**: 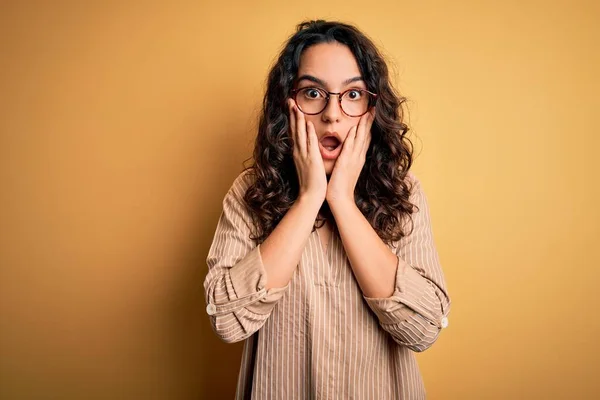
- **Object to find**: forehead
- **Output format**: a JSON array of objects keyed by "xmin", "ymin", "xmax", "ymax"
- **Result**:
[{"xmin": 297, "ymin": 42, "xmax": 362, "ymax": 86}]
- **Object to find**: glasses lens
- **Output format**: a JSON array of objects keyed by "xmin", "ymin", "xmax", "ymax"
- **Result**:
[
  {"xmin": 296, "ymin": 88, "xmax": 327, "ymax": 114},
  {"xmin": 341, "ymin": 89, "xmax": 372, "ymax": 116}
]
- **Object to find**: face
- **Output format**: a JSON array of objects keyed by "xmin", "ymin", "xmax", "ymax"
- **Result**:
[{"xmin": 294, "ymin": 42, "xmax": 367, "ymax": 175}]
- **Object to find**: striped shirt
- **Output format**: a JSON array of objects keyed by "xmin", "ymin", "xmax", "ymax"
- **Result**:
[{"xmin": 204, "ymin": 169, "xmax": 451, "ymax": 399}]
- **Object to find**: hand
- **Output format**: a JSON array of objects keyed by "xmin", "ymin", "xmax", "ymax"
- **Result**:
[
  {"xmin": 288, "ymin": 98, "xmax": 327, "ymax": 205},
  {"xmin": 326, "ymin": 108, "xmax": 375, "ymax": 205}
]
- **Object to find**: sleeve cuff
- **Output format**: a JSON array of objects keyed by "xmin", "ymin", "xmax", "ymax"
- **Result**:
[
  {"xmin": 225, "ymin": 244, "xmax": 289, "ymax": 315},
  {"xmin": 363, "ymin": 255, "xmax": 445, "ymax": 328},
  {"xmin": 229, "ymin": 244, "xmax": 268, "ymax": 298}
]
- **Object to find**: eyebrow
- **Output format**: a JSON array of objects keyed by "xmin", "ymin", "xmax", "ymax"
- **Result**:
[{"xmin": 296, "ymin": 74, "xmax": 364, "ymax": 87}]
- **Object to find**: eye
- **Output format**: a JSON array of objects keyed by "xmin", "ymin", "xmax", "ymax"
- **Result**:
[
  {"xmin": 302, "ymin": 88, "xmax": 325, "ymax": 100},
  {"xmin": 346, "ymin": 90, "xmax": 363, "ymax": 100}
]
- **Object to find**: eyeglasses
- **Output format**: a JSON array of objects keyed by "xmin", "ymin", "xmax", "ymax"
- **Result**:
[{"xmin": 291, "ymin": 87, "xmax": 377, "ymax": 117}]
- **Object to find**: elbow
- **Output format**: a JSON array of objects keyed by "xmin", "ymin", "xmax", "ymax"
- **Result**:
[
  {"xmin": 387, "ymin": 312, "xmax": 447, "ymax": 352},
  {"xmin": 203, "ymin": 281, "xmax": 289, "ymax": 344},
  {"xmin": 208, "ymin": 304, "xmax": 270, "ymax": 344},
  {"xmin": 210, "ymin": 317, "xmax": 254, "ymax": 344},
  {"xmin": 218, "ymin": 332, "xmax": 249, "ymax": 344},
  {"xmin": 402, "ymin": 329, "xmax": 441, "ymax": 352}
]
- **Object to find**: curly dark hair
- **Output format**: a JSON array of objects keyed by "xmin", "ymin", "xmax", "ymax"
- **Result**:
[{"xmin": 241, "ymin": 19, "xmax": 417, "ymax": 246}]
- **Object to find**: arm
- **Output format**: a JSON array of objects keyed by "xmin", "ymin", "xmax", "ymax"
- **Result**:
[
  {"xmin": 330, "ymin": 173, "xmax": 451, "ymax": 352},
  {"xmin": 204, "ymin": 172, "xmax": 322, "ymax": 343}
]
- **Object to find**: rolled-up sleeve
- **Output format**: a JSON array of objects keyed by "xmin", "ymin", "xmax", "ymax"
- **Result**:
[
  {"xmin": 363, "ymin": 174, "xmax": 451, "ymax": 352},
  {"xmin": 203, "ymin": 173, "xmax": 289, "ymax": 343}
]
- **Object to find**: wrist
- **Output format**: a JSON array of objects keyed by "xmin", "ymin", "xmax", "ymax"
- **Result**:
[
  {"xmin": 296, "ymin": 193, "xmax": 325, "ymax": 212},
  {"xmin": 328, "ymin": 197, "xmax": 357, "ymax": 214}
]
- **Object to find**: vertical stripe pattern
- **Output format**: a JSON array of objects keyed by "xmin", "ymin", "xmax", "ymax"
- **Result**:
[{"xmin": 204, "ymin": 170, "xmax": 452, "ymax": 399}]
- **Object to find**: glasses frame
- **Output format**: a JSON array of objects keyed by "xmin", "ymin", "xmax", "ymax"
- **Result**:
[{"xmin": 290, "ymin": 87, "xmax": 378, "ymax": 117}]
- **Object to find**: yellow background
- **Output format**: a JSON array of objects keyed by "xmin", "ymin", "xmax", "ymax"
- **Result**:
[{"xmin": 1, "ymin": 1, "xmax": 598, "ymax": 399}]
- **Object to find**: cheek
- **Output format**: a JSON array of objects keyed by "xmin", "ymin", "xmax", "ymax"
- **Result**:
[
  {"xmin": 339, "ymin": 122, "xmax": 359, "ymax": 138},
  {"xmin": 304, "ymin": 115, "xmax": 320, "ymax": 130}
]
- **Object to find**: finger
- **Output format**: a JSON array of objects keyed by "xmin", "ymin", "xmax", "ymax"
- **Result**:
[
  {"xmin": 343, "ymin": 125, "xmax": 357, "ymax": 156},
  {"xmin": 355, "ymin": 112, "xmax": 368, "ymax": 146},
  {"xmin": 306, "ymin": 121, "xmax": 320, "ymax": 159},
  {"xmin": 362, "ymin": 129, "xmax": 372, "ymax": 159},
  {"xmin": 363, "ymin": 111, "xmax": 374, "ymax": 154},
  {"xmin": 295, "ymin": 103, "xmax": 308, "ymax": 158},
  {"xmin": 288, "ymin": 99, "xmax": 296, "ymax": 147}
]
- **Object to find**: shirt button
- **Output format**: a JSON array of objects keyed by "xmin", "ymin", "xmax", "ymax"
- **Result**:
[
  {"xmin": 441, "ymin": 317, "xmax": 449, "ymax": 329},
  {"xmin": 206, "ymin": 303, "xmax": 217, "ymax": 316}
]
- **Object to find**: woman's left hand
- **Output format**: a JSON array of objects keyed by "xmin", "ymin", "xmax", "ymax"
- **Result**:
[{"xmin": 326, "ymin": 108, "xmax": 375, "ymax": 205}]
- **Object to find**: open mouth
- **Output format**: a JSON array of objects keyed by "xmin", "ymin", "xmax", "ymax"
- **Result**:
[
  {"xmin": 320, "ymin": 136, "xmax": 341, "ymax": 151},
  {"xmin": 319, "ymin": 135, "xmax": 343, "ymax": 160}
]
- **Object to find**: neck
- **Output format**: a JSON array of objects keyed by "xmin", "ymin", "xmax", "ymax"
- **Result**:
[{"xmin": 317, "ymin": 201, "xmax": 335, "ymax": 226}]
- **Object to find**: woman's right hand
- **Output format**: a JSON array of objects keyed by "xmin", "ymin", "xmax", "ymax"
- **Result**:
[{"xmin": 288, "ymin": 98, "xmax": 327, "ymax": 205}]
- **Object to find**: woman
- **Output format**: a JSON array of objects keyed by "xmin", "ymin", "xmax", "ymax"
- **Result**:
[{"xmin": 204, "ymin": 19, "xmax": 451, "ymax": 399}]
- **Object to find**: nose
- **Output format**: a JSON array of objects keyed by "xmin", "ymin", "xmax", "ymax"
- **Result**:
[{"xmin": 321, "ymin": 94, "xmax": 342, "ymax": 123}]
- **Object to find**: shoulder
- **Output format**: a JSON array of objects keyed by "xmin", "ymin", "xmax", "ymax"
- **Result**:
[
  {"xmin": 404, "ymin": 170, "xmax": 422, "ymax": 196},
  {"xmin": 219, "ymin": 169, "xmax": 259, "ymax": 229},
  {"xmin": 405, "ymin": 170, "xmax": 418, "ymax": 185},
  {"xmin": 225, "ymin": 168, "xmax": 257, "ymax": 202},
  {"xmin": 402, "ymin": 171, "xmax": 431, "ymax": 217}
]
